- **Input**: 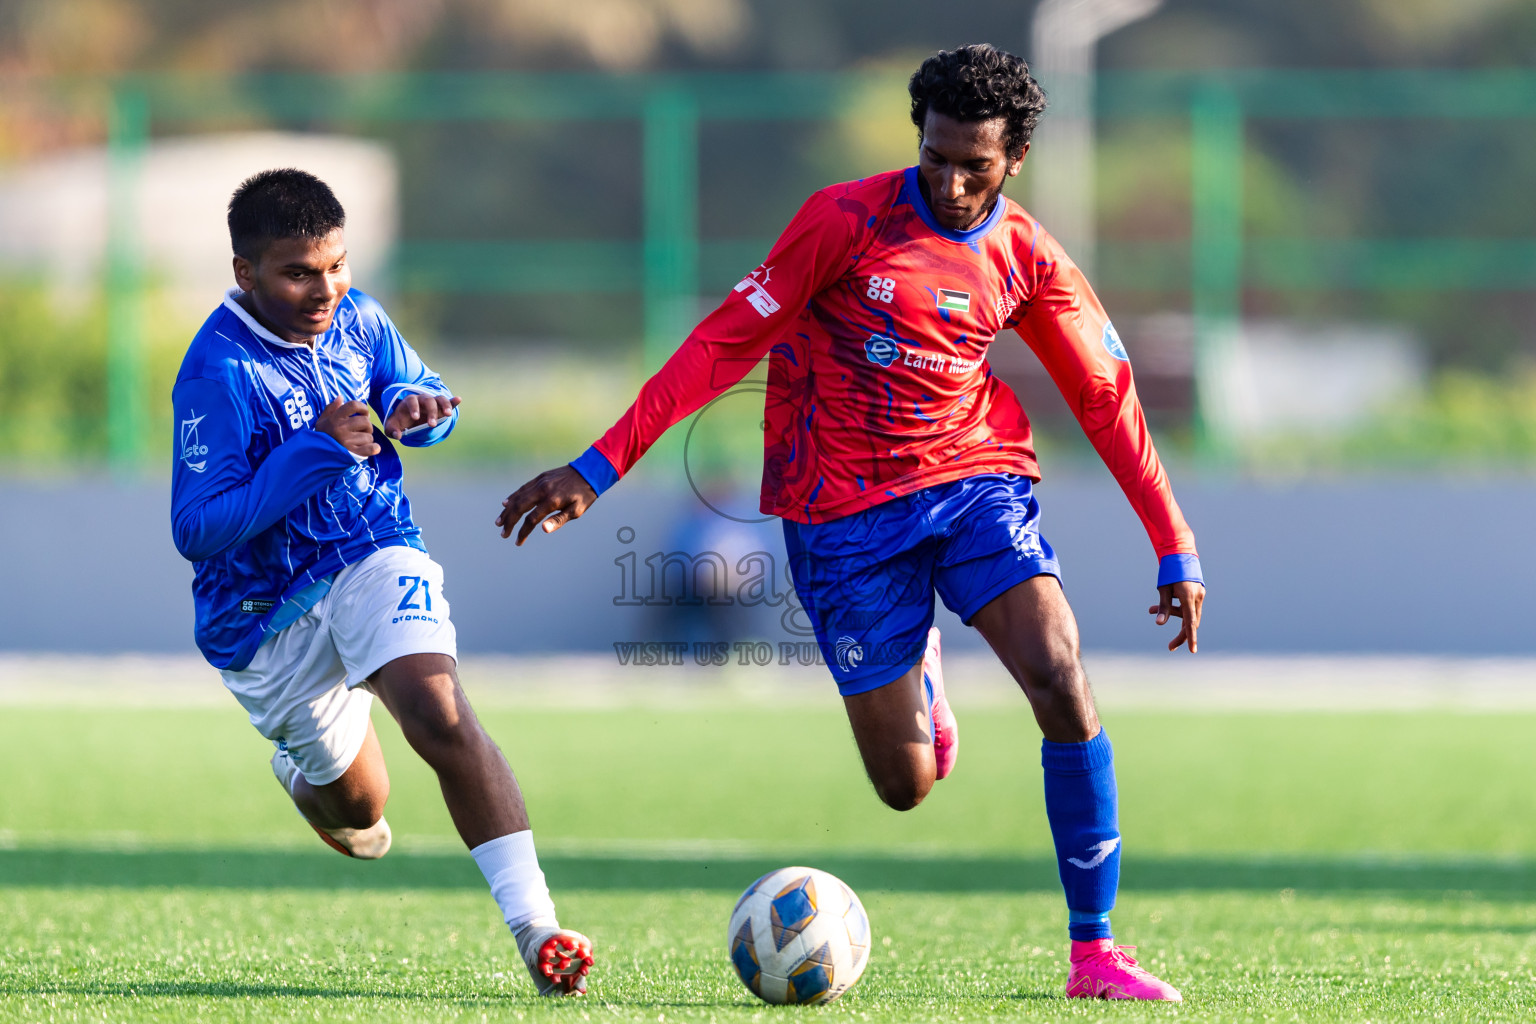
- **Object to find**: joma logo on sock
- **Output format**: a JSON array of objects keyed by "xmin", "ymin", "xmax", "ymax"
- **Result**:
[{"xmin": 1067, "ymin": 838, "xmax": 1120, "ymax": 870}]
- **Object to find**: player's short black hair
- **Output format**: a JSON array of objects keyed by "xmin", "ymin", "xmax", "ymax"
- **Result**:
[
  {"xmin": 908, "ymin": 44, "xmax": 1048, "ymax": 160},
  {"xmin": 227, "ymin": 168, "xmax": 346, "ymax": 261}
]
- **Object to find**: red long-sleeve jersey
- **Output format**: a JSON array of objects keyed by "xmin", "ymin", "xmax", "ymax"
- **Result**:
[{"xmin": 579, "ymin": 166, "xmax": 1196, "ymax": 559}]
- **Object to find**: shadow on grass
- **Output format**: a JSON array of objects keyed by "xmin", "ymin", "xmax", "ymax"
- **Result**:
[
  {"xmin": 8, "ymin": 981, "xmax": 471, "ymax": 1003},
  {"xmin": 1, "ymin": 848, "xmax": 1533, "ymax": 896},
  {"xmin": 8, "ymin": 980, "xmax": 737, "ymax": 1007}
]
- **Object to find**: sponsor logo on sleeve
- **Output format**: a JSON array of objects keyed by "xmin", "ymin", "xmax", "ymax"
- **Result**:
[
  {"xmin": 733, "ymin": 264, "xmax": 780, "ymax": 317},
  {"xmin": 864, "ymin": 334, "xmax": 901, "ymax": 367},
  {"xmin": 1102, "ymin": 321, "xmax": 1129, "ymax": 361},
  {"xmin": 179, "ymin": 411, "xmax": 209, "ymax": 472},
  {"xmin": 936, "ymin": 288, "xmax": 971, "ymax": 313}
]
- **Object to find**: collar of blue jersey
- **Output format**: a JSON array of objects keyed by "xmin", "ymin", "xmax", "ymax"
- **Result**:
[
  {"xmin": 221, "ymin": 288, "xmax": 329, "ymax": 351},
  {"xmin": 901, "ymin": 165, "xmax": 1007, "ymax": 244}
]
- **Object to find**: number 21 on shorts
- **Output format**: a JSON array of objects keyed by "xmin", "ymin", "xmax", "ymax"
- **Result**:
[{"xmin": 397, "ymin": 575, "xmax": 433, "ymax": 611}]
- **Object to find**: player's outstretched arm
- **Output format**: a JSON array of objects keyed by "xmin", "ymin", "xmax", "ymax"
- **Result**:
[
  {"xmin": 516, "ymin": 190, "xmax": 854, "ymax": 521},
  {"xmin": 1149, "ymin": 580, "xmax": 1203, "ymax": 653},
  {"xmin": 1013, "ymin": 234, "xmax": 1205, "ymax": 653},
  {"xmin": 497, "ymin": 466, "xmax": 598, "ymax": 545}
]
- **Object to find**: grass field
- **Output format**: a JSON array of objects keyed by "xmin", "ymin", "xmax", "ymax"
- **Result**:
[{"xmin": 2, "ymin": 680, "xmax": 1535, "ymax": 1022}]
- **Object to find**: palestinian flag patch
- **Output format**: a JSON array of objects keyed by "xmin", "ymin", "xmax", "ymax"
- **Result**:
[{"xmin": 936, "ymin": 289, "xmax": 971, "ymax": 313}]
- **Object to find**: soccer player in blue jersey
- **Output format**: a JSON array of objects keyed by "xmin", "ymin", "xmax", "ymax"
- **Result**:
[{"xmin": 170, "ymin": 169, "xmax": 592, "ymax": 996}]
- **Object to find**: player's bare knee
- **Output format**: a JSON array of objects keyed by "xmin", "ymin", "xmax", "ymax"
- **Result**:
[
  {"xmin": 871, "ymin": 764, "xmax": 933, "ymax": 812},
  {"xmin": 336, "ymin": 790, "xmax": 387, "ymax": 830},
  {"xmin": 314, "ymin": 771, "xmax": 389, "ymax": 830},
  {"xmin": 875, "ymin": 779, "xmax": 928, "ymax": 812},
  {"xmin": 1018, "ymin": 654, "xmax": 1085, "ymax": 702}
]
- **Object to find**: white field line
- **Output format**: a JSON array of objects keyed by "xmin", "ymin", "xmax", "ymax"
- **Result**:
[
  {"xmin": 4, "ymin": 829, "xmax": 1533, "ymax": 875},
  {"xmin": 1, "ymin": 652, "xmax": 1535, "ymax": 710}
]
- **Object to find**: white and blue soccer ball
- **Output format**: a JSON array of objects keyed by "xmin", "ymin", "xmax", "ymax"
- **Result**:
[{"xmin": 727, "ymin": 866, "xmax": 871, "ymax": 1005}]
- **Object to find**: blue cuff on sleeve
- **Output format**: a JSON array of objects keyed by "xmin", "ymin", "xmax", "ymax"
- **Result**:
[
  {"xmin": 395, "ymin": 408, "xmax": 458, "ymax": 448},
  {"xmin": 1157, "ymin": 553, "xmax": 1204, "ymax": 588},
  {"xmin": 569, "ymin": 445, "xmax": 620, "ymax": 496},
  {"xmin": 383, "ymin": 386, "xmax": 458, "ymax": 448}
]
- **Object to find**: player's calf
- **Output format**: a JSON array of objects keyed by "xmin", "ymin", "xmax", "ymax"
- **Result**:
[
  {"xmin": 843, "ymin": 664, "xmax": 938, "ymax": 812},
  {"xmin": 971, "ymin": 576, "xmax": 1098, "ymax": 744},
  {"xmin": 370, "ymin": 656, "xmax": 593, "ymax": 995},
  {"xmin": 370, "ymin": 658, "xmax": 531, "ymax": 845},
  {"xmin": 271, "ymin": 748, "xmax": 393, "ymax": 859}
]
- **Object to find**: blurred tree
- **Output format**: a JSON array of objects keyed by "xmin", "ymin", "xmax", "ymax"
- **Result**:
[{"xmin": 6, "ymin": 0, "xmax": 1536, "ymax": 465}]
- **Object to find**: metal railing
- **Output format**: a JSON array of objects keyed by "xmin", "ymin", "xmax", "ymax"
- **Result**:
[{"xmin": 27, "ymin": 69, "xmax": 1536, "ymax": 468}]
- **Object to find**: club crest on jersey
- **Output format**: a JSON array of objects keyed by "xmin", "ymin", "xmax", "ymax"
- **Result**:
[
  {"xmin": 179, "ymin": 410, "xmax": 209, "ymax": 473},
  {"xmin": 834, "ymin": 635, "xmax": 864, "ymax": 672},
  {"xmin": 1102, "ymin": 321, "xmax": 1129, "ymax": 361},
  {"xmin": 864, "ymin": 334, "xmax": 901, "ymax": 367},
  {"xmin": 733, "ymin": 264, "xmax": 780, "ymax": 317},
  {"xmin": 936, "ymin": 288, "xmax": 971, "ymax": 313}
]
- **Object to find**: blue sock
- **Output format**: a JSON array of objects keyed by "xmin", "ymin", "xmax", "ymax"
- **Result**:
[{"xmin": 1041, "ymin": 728, "xmax": 1120, "ymax": 942}]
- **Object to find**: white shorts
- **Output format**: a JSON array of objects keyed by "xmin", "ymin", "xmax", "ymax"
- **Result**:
[{"xmin": 220, "ymin": 545, "xmax": 458, "ymax": 785}]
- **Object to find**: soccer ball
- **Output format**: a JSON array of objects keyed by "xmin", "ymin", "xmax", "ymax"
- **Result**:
[{"xmin": 726, "ymin": 866, "xmax": 871, "ymax": 1004}]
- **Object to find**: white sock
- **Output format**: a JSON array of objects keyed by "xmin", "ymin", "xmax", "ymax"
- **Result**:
[{"xmin": 471, "ymin": 830, "xmax": 557, "ymax": 932}]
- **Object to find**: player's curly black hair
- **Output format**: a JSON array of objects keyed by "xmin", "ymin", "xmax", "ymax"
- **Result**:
[
  {"xmin": 228, "ymin": 168, "xmax": 346, "ymax": 260},
  {"xmin": 908, "ymin": 44, "xmax": 1048, "ymax": 160}
]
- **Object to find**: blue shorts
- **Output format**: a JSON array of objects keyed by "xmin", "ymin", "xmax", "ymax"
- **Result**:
[{"xmin": 782, "ymin": 473, "xmax": 1060, "ymax": 696}]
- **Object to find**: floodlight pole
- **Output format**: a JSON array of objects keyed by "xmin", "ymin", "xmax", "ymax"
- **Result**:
[
  {"xmin": 1029, "ymin": 0, "xmax": 1163, "ymax": 277},
  {"xmin": 106, "ymin": 85, "xmax": 148, "ymax": 478},
  {"xmin": 642, "ymin": 85, "xmax": 699, "ymax": 375}
]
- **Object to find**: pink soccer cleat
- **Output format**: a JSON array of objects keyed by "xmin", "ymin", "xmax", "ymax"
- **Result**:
[
  {"xmin": 1065, "ymin": 940, "xmax": 1183, "ymax": 1001},
  {"xmin": 923, "ymin": 627, "xmax": 958, "ymax": 780}
]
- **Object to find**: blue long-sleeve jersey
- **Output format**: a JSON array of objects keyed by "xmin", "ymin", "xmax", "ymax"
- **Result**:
[{"xmin": 171, "ymin": 288, "xmax": 458, "ymax": 671}]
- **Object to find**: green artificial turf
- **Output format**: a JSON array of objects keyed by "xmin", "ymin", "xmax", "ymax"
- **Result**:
[{"xmin": 2, "ymin": 701, "xmax": 1534, "ymax": 1021}]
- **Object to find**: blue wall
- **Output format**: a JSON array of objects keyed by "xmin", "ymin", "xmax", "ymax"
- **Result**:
[{"xmin": 2, "ymin": 472, "xmax": 1533, "ymax": 656}]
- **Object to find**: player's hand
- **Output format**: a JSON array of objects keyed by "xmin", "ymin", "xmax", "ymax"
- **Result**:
[
  {"xmin": 1149, "ymin": 580, "xmax": 1204, "ymax": 653},
  {"xmin": 385, "ymin": 393, "xmax": 461, "ymax": 439},
  {"xmin": 315, "ymin": 398, "xmax": 380, "ymax": 458},
  {"xmin": 497, "ymin": 465, "xmax": 598, "ymax": 545}
]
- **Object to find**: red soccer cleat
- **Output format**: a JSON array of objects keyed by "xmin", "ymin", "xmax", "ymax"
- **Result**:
[
  {"xmin": 923, "ymin": 627, "xmax": 958, "ymax": 780},
  {"xmin": 516, "ymin": 923, "xmax": 594, "ymax": 996},
  {"xmin": 1065, "ymin": 940, "xmax": 1182, "ymax": 1001}
]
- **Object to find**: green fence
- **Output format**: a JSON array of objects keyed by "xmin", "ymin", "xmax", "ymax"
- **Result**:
[{"xmin": 31, "ymin": 69, "xmax": 1536, "ymax": 469}]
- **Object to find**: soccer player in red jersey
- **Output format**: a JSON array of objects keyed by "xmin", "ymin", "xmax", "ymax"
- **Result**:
[{"xmin": 498, "ymin": 44, "xmax": 1202, "ymax": 1001}]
